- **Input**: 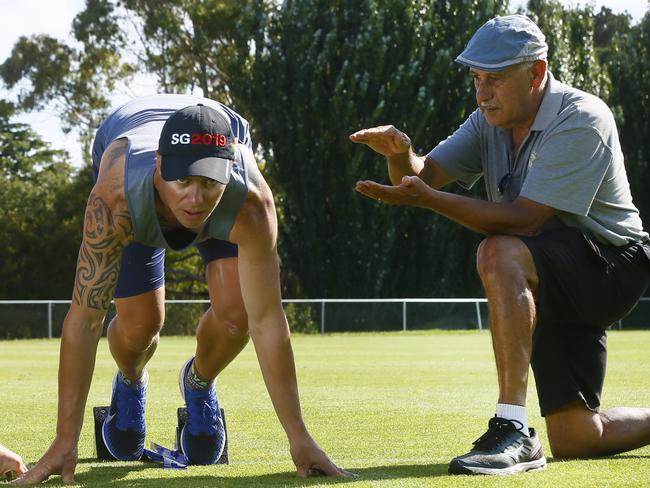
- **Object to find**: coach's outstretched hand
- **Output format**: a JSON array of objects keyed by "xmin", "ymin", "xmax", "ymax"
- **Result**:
[
  {"xmin": 11, "ymin": 440, "xmax": 76, "ymax": 485},
  {"xmin": 356, "ymin": 175, "xmax": 433, "ymax": 208},
  {"xmin": 290, "ymin": 434, "xmax": 354, "ymax": 478},
  {"xmin": 0, "ymin": 443, "xmax": 27, "ymax": 481},
  {"xmin": 349, "ymin": 125, "xmax": 412, "ymax": 157}
]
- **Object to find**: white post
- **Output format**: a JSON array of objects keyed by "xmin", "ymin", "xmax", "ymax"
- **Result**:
[
  {"xmin": 402, "ymin": 301, "xmax": 407, "ymax": 331},
  {"xmin": 47, "ymin": 301, "xmax": 53, "ymax": 339},
  {"xmin": 320, "ymin": 300, "xmax": 325, "ymax": 334},
  {"xmin": 475, "ymin": 301, "xmax": 483, "ymax": 330}
]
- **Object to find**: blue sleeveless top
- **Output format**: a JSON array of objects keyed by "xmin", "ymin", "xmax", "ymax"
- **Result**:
[{"xmin": 91, "ymin": 94, "xmax": 251, "ymax": 250}]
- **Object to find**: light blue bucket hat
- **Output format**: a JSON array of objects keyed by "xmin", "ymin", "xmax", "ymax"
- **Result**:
[{"xmin": 455, "ymin": 14, "xmax": 548, "ymax": 72}]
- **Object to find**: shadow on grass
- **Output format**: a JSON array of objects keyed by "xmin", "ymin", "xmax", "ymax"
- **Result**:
[
  {"xmin": 58, "ymin": 461, "xmax": 450, "ymax": 486},
  {"xmin": 547, "ymin": 453, "xmax": 650, "ymax": 464}
]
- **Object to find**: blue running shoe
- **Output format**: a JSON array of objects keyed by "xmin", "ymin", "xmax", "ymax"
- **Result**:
[
  {"xmin": 102, "ymin": 370, "xmax": 147, "ymax": 461},
  {"xmin": 178, "ymin": 357, "xmax": 226, "ymax": 465}
]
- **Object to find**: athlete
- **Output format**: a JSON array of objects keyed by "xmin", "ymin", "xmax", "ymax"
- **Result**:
[{"xmin": 14, "ymin": 94, "xmax": 351, "ymax": 484}]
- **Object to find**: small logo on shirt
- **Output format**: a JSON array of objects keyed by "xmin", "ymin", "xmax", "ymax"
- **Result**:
[{"xmin": 170, "ymin": 133, "xmax": 228, "ymax": 146}]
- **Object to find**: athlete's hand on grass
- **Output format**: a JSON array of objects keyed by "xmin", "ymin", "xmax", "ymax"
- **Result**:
[
  {"xmin": 0, "ymin": 444, "xmax": 27, "ymax": 481},
  {"xmin": 349, "ymin": 125, "xmax": 412, "ymax": 157},
  {"xmin": 11, "ymin": 440, "xmax": 77, "ymax": 485},
  {"xmin": 356, "ymin": 175, "xmax": 434, "ymax": 209},
  {"xmin": 290, "ymin": 434, "xmax": 354, "ymax": 478}
]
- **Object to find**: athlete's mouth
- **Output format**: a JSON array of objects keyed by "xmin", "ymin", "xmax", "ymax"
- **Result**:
[{"xmin": 182, "ymin": 209, "xmax": 206, "ymax": 219}]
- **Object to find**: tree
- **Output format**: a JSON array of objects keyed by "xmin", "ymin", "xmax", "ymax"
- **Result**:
[
  {"xmin": 3, "ymin": 0, "xmax": 510, "ymax": 299},
  {"xmin": 525, "ymin": 0, "xmax": 610, "ymax": 98},
  {"xmin": 605, "ymin": 10, "xmax": 650, "ymax": 225},
  {"xmin": 6, "ymin": 0, "xmax": 646, "ymax": 304},
  {"xmin": 0, "ymin": 0, "xmax": 135, "ymax": 158},
  {"xmin": 230, "ymin": 0, "xmax": 509, "ymax": 298},
  {"xmin": 0, "ymin": 0, "xmax": 225, "ymax": 300},
  {"xmin": 0, "ymin": 100, "xmax": 88, "ymax": 300}
]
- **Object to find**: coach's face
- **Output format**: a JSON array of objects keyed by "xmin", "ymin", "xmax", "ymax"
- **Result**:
[
  {"xmin": 472, "ymin": 60, "xmax": 546, "ymax": 131},
  {"xmin": 155, "ymin": 155, "xmax": 226, "ymax": 232}
]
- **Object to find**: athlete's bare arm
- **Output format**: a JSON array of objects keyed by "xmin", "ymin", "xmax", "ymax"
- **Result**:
[
  {"xmin": 229, "ymin": 146, "xmax": 351, "ymax": 477},
  {"xmin": 14, "ymin": 139, "xmax": 133, "ymax": 485}
]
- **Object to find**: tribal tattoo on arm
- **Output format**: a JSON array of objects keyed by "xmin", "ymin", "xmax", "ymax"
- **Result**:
[{"xmin": 73, "ymin": 193, "xmax": 133, "ymax": 310}]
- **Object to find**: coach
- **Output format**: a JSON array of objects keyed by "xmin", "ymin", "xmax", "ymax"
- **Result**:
[{"xmin": 351, "ymin": 14, "xmax": 650, "ymax": 475}]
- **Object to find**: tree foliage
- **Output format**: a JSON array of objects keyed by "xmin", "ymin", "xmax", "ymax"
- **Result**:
[
  {"xmin": 525, "ymin": 0, "xmax": 610, "ymax": 98},
  {"xmin": 231, "ymin": 0, "xmax": 509, "ymax": 297},
  {"xmin": 605, "ymin": 10, "xmax": 650, "ymax": 224},
  {"xmin": 0, "ymin": 101, "xmax": 90, "ymax": 299},
  {"xmin": 0, "ymin": 0, "xmax": 135, "ymax": 156},
  {"xmin": 1, "ymin": 0, "xmax": 649, "ymax": 305}
]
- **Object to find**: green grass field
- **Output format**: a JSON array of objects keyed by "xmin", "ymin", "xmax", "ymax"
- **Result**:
[{"xmin": 2, "ymin": 331, "xmax": 650, "ymax": 487}]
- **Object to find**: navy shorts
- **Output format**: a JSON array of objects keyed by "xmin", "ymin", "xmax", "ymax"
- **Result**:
[
  {"xmin": 519, "ymin": 227, "xmax": 650, "ymax": 416},
  {"xmin": 113, "ymin": 239, "xmax": 238, "ymax": 298}
]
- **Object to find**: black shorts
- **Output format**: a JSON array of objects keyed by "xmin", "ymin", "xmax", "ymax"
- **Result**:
[{"xmin": 519, "ymin": 227, "xmax": 650, "ymax": 416}]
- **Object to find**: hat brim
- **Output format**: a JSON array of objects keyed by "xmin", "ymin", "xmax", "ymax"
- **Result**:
[
  {"xmin": 455, "ymin": 54, "xmax": 547, "ymax": 72},
  {"xmin": 161, "ymin": 155, "xmax": 233, "ymax": 184}
]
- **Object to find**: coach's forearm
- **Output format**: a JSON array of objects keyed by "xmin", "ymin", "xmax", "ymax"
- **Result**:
[
  {"xmin": 249, "ymin": 319, "xmax": 309, "ymax": 442},
  {"xmin": 387, "ymin": 149, "xmax": 424, "ymax": 186},
  {"xmin": 55, "ymin": 314, "xmax": 103, "ymax": 443},
  {"xmin": 423, "ymin": 190, "xmax": 546, "ymax": 236}
]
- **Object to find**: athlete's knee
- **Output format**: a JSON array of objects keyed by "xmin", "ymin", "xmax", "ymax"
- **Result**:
[
  {"xmin": 116, "ymin": 312, "xmax": 165, "ymax": 352},
  {"xmin": 209, "ymin": 302, "xmax": 249, "ymax": 339}
]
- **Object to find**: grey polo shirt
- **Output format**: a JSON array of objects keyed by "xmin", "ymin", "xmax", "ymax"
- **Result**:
[{"xmin": 427, "ymin": 71, "xmax": 647, "ymax": 246}]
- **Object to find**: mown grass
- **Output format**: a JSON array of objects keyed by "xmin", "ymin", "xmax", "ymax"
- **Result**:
[{"xmin": 1, "ymin": 330, "xmax": 649, "ymax": 486}]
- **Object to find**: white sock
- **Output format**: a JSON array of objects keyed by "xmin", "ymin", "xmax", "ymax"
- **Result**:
[{"xmin": 496, "ymin": 403, "xmax": 529, "ymax": 436}]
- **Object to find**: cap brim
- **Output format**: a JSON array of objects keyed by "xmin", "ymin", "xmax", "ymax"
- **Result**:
[
  {"xmin": 454, "ymin": 54, "xmax": 547, "ymax": 72},
  {"xmin": 162, "ymin": 155, "xmax": 233, "ymax": 184}
]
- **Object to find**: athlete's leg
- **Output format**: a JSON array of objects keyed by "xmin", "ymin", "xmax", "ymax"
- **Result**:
[
  {"xmin": 194, "ymin": 256, "xmax": 249, "ymax": 380},
  {"xmin": 102, "ymin": 241, "xmax": 165, "ymax": 460},
  {"xmin": 178, "ymin": 242, "xmax": 247, "ymax": 465},
  {"xmin": 107, "ymin": 287, "xmax": 165, "ymax": 382},
  {"xmin": 107, "ymin": 242, "xmax": 166, "ymax": 382}
]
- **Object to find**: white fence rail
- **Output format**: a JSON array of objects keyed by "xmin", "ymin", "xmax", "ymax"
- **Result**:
[{"xmin": 1, "ymin": 297, "xmax": 649, "ymax": 339}]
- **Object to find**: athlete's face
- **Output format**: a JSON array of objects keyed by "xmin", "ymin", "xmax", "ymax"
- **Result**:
[{"xmin": 155, "ymin": 156, "xmax": 226, "ymax": 232}]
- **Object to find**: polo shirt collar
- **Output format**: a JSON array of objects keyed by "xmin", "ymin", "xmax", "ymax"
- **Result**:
[{"xmin": 530, "ymin": 71, "xmax": 564, "ymax": 132}]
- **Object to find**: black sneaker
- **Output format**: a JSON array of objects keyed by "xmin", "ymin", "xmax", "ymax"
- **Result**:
[{"xmin": 448, "ymin": 416, "xmax": 546, "ymax": 475}]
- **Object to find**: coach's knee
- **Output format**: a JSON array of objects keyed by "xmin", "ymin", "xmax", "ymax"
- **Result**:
[
  {"xmin": 548, "ymin": 428, "xmax": 602, "ymax": 459},
  {"xmin": 476, "ymin": 235, "xmax": 534, "ymax": 286},
  {"xmin": 546, "ymin": 403, "xmax": 604, "ymax": 458}
]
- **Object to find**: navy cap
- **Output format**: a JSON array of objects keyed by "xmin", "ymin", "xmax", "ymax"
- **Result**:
[
  {"xmin": 158, "ymin": 104, "xmax": 235, "ymax": 184},
  {"xmin": 455, "ymin": 15, "xmax": 548, "ymax": 72}
]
